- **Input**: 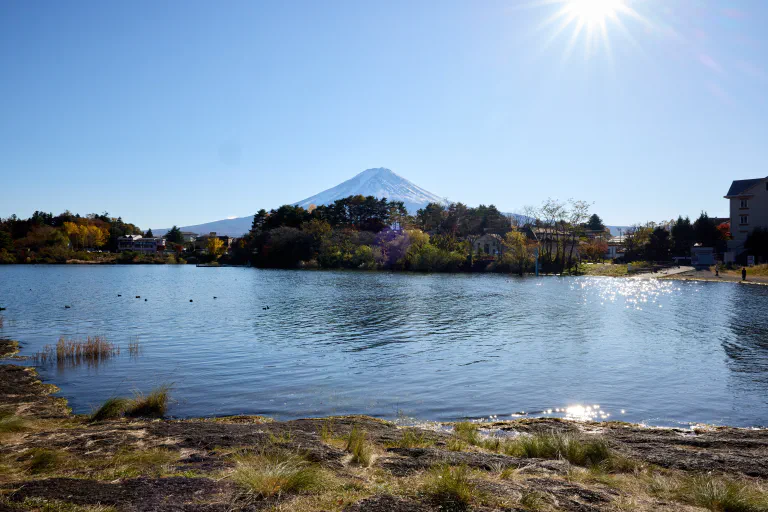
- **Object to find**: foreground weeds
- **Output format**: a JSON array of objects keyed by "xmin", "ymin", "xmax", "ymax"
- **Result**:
[
  {"xmin": 652, "ymin": 473, "xmax": 768, "ymax": 512},
  {"xmin": 345, "ymin": 425, "xmax": 373, "ymax": 467},
  {"xmin": 89, "ymin": 384, "xmax": 171, "ymax": 421},
  {"xmin": 422, "ymin": 464, "xmax": 477, "ymax": 511},
  {"xmin": 231, "ymin": 449, "xmax": 333, "ymax": 502}
]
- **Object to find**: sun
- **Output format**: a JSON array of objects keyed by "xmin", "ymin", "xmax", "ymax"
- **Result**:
[
  {"xmin": 563, "ymin": 0, "xmax": 624, "ymax": 26},
  {"xmin": 536, "ymin": 0, "xmax": 645, "ymax": 59}
]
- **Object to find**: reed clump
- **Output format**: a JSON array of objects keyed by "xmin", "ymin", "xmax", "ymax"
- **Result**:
[
  {"xmin": 34, "ymin": 336, "xmax": 118, "ymax": 365},
  {"xmin": 128, "ymin": 338, "xmax": 141, "ymax": 357}
]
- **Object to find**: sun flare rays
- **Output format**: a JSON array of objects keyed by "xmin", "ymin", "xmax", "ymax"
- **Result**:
[{"xmin": 534, "ymin": 0, "xmax": 647, "ymax": 59}]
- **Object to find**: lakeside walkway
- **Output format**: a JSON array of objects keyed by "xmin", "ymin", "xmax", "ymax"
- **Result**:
[{"xmin": 662, "ymin": 267, "xmax": 768, "ymax": 285}]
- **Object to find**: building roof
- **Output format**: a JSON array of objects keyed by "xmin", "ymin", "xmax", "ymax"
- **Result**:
[{"xmin": 725, "ymin": 177, "xmax": 765, "ymax": 197}]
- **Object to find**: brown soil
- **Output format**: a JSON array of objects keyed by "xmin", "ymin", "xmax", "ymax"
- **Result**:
[{"xmin": 1, "ymin": 358, "xmax": 767, "ymax": 511}]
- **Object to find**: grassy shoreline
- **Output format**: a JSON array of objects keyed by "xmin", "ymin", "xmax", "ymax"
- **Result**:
[{"xmin": 1, "ymin": 341, "xmax": 767, "ymax": 511}]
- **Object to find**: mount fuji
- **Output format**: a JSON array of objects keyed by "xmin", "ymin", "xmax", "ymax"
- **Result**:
[
  {"xmin": 154, "ymin": 168, "xmax": 449, "ymax": 237},
  {"xmin": 294, "ymin": 168, "xmax": 448, "ymax": 213}
]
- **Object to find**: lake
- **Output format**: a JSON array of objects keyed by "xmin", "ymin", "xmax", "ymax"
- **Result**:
[{"xmin": 1, "ymin": 265, "xmax": 767, "ymax": 427}]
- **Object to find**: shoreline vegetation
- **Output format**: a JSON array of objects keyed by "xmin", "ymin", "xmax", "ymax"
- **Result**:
[
  {"xmin": 2, "ymin": 200, "xmax": 748, "ymax": 280},
  {"xmin": 1, "ymin": 340, "xmax": 767, "ymax": 511}
]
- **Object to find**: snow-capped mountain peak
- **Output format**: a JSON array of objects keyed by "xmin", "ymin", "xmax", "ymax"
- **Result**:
[{"xmin": 294, "ymin": 167, "xmax": 448, "ymax": 213}]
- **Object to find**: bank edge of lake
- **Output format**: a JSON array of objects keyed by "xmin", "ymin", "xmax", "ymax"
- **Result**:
[{"xmin": 2, "ymin": 339, "xmax": 768, "ymax": 511}]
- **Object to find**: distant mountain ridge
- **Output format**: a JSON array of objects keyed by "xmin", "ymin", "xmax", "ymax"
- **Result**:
[
  {"xmin": 153, "ymin": 167, "xmax": 626, "ymax": 238},
  {"xmin": 154, "ymin": 167, "xmax": 449, "ymax": 237}
]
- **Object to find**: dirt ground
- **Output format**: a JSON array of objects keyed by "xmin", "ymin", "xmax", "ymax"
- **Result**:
[{"xmin": 1, "ymin": 341, "xmax": 767, "ymax": 511}]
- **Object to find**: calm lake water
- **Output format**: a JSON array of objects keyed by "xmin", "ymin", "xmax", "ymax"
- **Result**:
[{"xmin": 1, "ymin": 265, "xmax": 767, "ymax": 427}]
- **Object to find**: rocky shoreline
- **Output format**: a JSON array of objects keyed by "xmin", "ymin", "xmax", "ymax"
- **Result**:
[{"xmin": 1, "ymin": 339, "xmax": 767, "ymax": 511}]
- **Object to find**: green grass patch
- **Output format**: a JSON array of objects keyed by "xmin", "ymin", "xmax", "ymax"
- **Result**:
[
  {"xmin": 125, "ymin": 384, "xmax": 171, "ymax": 418},
  {"xmin": 90, "ymin": 397, "xmax": 130, "ymax": 422},
  {"xmin": 320, "ymin": 419, "xmax": 334, "ymax": 441},
  {"xmin": 502, "ymin": 433, "xmax": 612, "ymax": 468},
  {"xmin": 345, "ymin": 425, "xmax": 373, "ymax": 467},
  {"xmin": 24, "ymin": 448, "xmax": 67, "ymax": 475},
  {"xmin": 0, "ymin": 410, "xmax": 28, "ymax": 433},
  {"xmin": 387, "ymin": 429, "xmax": 434, "ymax": 449},
  {"xmin": 673, "ymin": 474, "xmax": 768, "ymax": 512},
  {"xmin": 101, "ymin": 448, "xmax": 179, "ymax": 479},
  {"xmin": 422, "ymin": 464, "xmax": 476, "ymax": 511},
  {"xmin": 453, "ymin": 422, "xmax": 480, "ymax": 445}
]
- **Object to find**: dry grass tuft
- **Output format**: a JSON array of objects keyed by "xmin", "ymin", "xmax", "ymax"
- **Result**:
[
  {"xmin": 502, "ymin": 432, "xmax": 612, "ymax": 468},
  {"xmin": 345, "ymin": 425, "xmax": 373, "ymax": 467},
  {"xmin": 232, "ymin": 449, "xmax": 331, "ymax": 501},
  {"xmin": 422, "ymin": 464, "xmax": 476, "ymax": 511},
  {"xmin": 670, "ymin": 474, "xmax": 768, "ymax": 512},
  {"xmin": 125, "ymin": 384, "xmax": 171, "ymax": 418}
]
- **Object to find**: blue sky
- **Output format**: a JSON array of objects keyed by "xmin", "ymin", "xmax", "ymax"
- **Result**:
[{"xmin": 1, "ymin": 0, "xmax": 767, "ymax": 229}]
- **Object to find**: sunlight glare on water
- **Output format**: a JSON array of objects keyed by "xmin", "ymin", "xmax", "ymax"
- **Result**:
[{"xmin": 1, "ymin": 267, "xmax": 767, "ymax": 427}]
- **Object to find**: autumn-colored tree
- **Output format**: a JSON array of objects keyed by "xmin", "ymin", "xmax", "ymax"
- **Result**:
[
  {"xmin": 207, "ymin": 237, "xmax": 225, "ymax": 258},
  {"xmin": 502, "ymin": 230, "xmax": 536, "ymax": 274},
  {"xmin": 583, "ymin": 239, "xmax": 608, "ymax": 262}
]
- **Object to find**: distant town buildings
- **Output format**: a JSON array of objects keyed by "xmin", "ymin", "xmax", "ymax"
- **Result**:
[{"xmin": 117, "ymin": 235, "xmax": 166, "ymax": 253}]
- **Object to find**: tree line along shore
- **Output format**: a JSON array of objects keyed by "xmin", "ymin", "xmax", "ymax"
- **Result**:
[{"xmin": 4, "ymin": 196, "xmax": 763, "ymax": 276}]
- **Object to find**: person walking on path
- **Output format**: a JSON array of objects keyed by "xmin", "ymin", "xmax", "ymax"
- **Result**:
[{"xmin": 742, "ymin": 267, "xmax": 747, "ymax": 281}]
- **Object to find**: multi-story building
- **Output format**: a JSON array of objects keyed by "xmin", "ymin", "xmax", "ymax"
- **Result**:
[
  {"xmin": 117, "ymin": 235, "xmax": 166, "ymax": 253},
  {"xmin": 724, "ymin": 176, "xmax": 768, "ymax": 255}
]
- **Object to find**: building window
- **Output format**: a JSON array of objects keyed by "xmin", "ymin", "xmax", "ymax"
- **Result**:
[
  {"xmin": 740, "ymin": 215, "xmax": 749, "ymax": 225},
  {"xmin": 740, "ymin": 199, "xmax": 749, "ymax": 208}
]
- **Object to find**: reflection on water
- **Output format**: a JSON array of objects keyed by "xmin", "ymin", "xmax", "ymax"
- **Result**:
[{"xmin": 0, "ymin": 266, "xmax": 767, "ymax": 427}]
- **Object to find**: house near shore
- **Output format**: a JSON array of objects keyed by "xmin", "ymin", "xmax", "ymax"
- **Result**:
[
  {"xmin": 605, "ymin": 236, "xmax": 625, "ymax": 260},
  {"xmin": 532, "ymin": 228, "xmax": 580, "ymax": 261},
  {"xmin": 472, "ymin": 233, "xmax": 504, "ymax": 257},
  {"xmin": 724, "ymin": 176, "xmax": 768, "ymax": 260},
  {"xmin": 117, "ymin": 235, "xmax": 166, "ymax": 253}
]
